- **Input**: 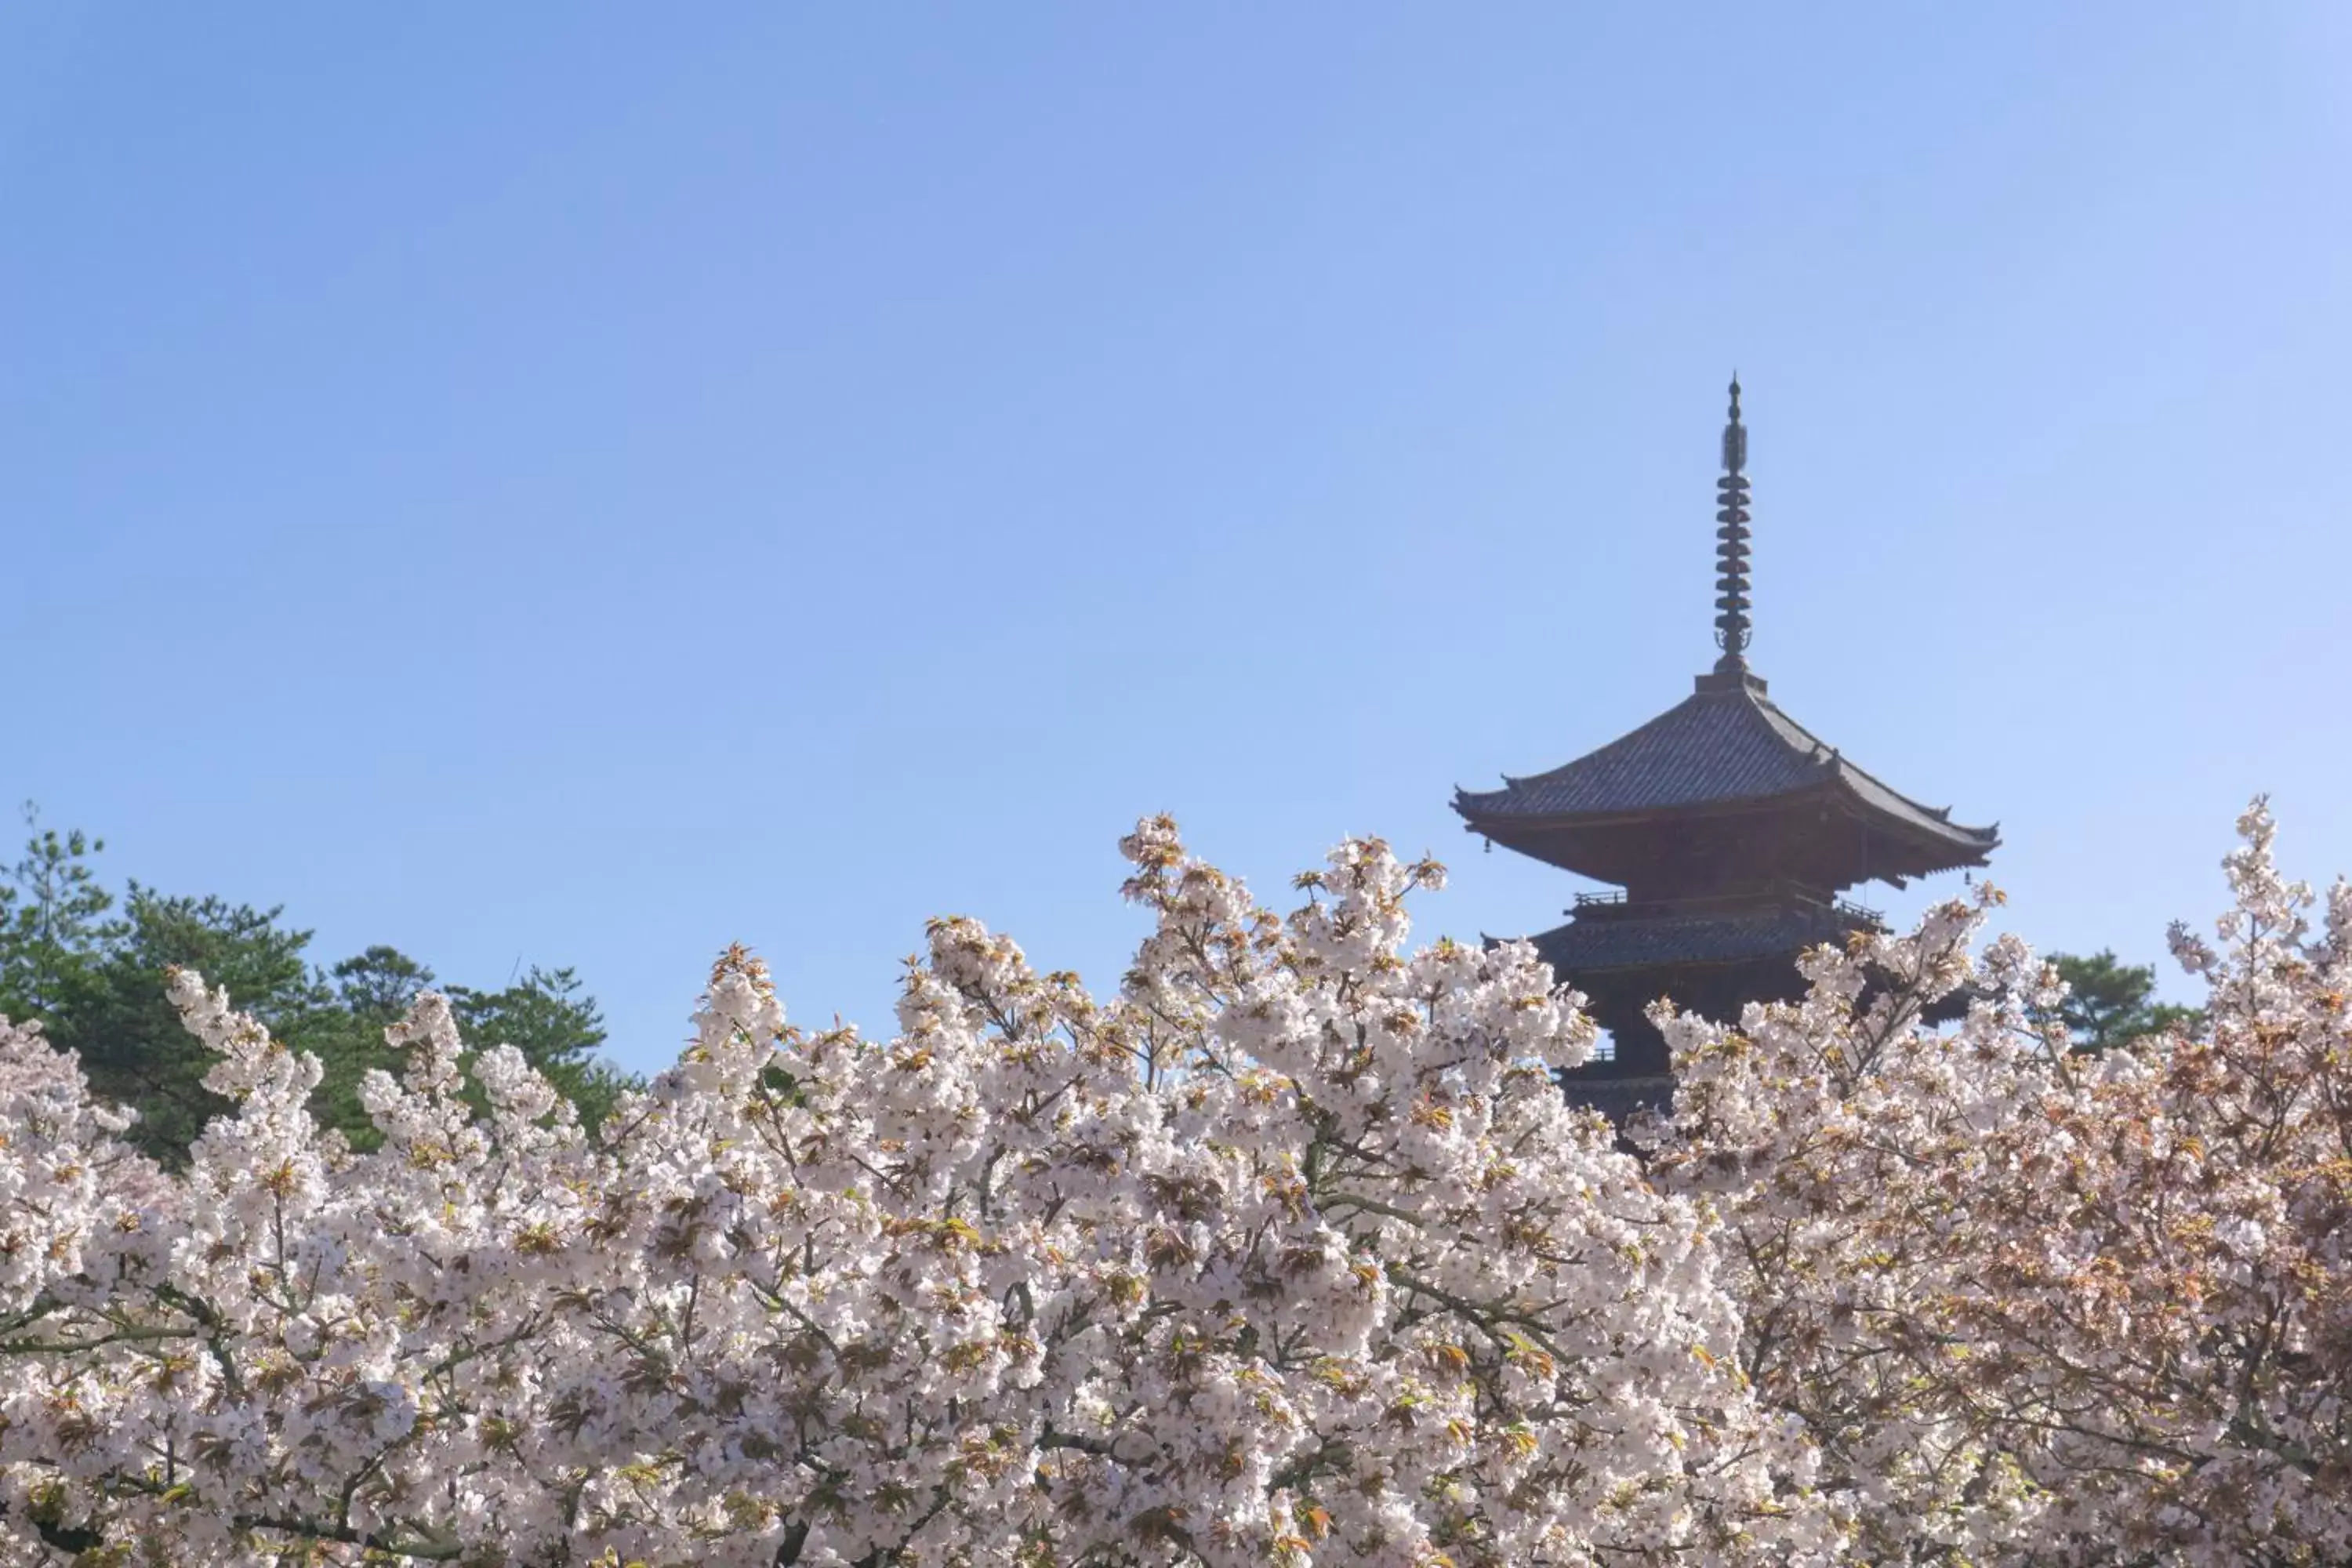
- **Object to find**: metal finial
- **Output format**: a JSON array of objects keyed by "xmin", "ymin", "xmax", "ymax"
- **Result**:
[{"xmin": 1712, "ymin": 376, "xmax": 1752, "ymax": 670}]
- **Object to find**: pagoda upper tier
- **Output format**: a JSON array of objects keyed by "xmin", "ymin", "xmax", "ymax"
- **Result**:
[
  {"xmin": 1453, "ymin": 376, "xmax": 1996, "ymax": 900},
  {"xmin": 1452, "ymin": 665, "xmax": 1998, "ymax": 898}
]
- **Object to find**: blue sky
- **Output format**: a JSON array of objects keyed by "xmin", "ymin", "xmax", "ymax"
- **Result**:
[{"xmin": 7, "ymin": 6, "xmax": 2350, "ymax": 1073}]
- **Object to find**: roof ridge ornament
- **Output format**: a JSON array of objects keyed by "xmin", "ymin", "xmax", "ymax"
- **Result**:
[
  {"xmin": 1693, "ymin": 376, "xmax": 1764, "ymax": 694},
  {"xmin": 1711, "ymin": 374, "xmax": 1752, "ymax": 673}
]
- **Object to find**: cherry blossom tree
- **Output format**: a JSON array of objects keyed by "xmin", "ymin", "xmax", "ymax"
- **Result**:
[
  {"xmin": 2, "ymin": 803, "xmax": 2343, "ymax": 1566},
  {"xmin": 1653, "ymin": 799, "xmax": 2352, "ymax": 1566},
  {"xmin": 0, "ymin": 820, "xmax": 1817, "ymax": 1566}
]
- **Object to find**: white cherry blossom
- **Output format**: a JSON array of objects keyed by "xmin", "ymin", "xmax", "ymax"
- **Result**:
[{"xmin": 0, "ymin": 806, "xmax": 2340, "ymax": 1565}]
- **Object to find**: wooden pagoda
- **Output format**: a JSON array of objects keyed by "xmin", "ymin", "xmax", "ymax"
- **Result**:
[{"xmin": 1453, "ymin": 381, "xmax": 1998, "ymax": 1116}]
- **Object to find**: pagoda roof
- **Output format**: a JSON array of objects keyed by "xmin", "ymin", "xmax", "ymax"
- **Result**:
[{"xmin": 1453, "ymin": 673, "xmax": 1998, "ymax": 868}]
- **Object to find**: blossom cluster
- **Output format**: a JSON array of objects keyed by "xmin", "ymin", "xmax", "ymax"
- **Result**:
[
  {"xmin": 0, "ymin": 804, "xmax": 2343, "ymax": 1565},
  {"xmin": 1652, "ymin": 798, "xmax": 2352, "ymax": 1564},
  {"xmin": 0, "ymin": 819, "xmax": 1817, "ymax": 1566}
]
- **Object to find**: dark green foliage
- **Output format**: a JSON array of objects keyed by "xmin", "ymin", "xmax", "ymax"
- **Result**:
[
  {"xmin": 304, "ymin": 946, "xmax": 441, "ymax": 1149},
  {"xmin": 0, "ymin": 804, "xmax": 118, "ymax": 1020},
  {"xmin": 448, "ymin": 966, "xmax": 631, "ymax": 1136},
  {"xmin": 332, "ymin": 944, "xmax": 437, "ymax": 1021},
  {"xmin": 2041, "ymin": 949, "xmax": 2204, "ymax": 1054},
  {"xmin": 0, "ymin": 806, "xmax": 637, "ymax": 1163},
  {"xmin": 49, "ymin": 886, "xmax": 332, "ymax": 1162}
]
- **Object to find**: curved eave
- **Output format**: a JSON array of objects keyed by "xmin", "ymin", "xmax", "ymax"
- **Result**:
[
  {"xmin": 1456, "ymin": 775, "xmax": 1997, "ymax": 880},
  {"xmin": 1818, "ymin": 768, "xmax": 1999, "ymax": 868}
]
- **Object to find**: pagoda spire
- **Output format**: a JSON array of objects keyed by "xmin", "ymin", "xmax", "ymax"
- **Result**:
[{"xmin": 1711, "ymin": 375, "xmax": 1753, "ymax": 674}]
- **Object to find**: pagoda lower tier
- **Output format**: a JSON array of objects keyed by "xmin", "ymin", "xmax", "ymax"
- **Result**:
[
  {"xmin": 1530, "ymin": 886, "xmax": 1877, "ymax": 1087},
  {"xmin": 1521, "ymin": 887, "xmax": 1980, "ymax": 1122}
]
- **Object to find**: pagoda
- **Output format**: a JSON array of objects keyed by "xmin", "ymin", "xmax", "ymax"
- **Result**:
[{"xmin": 1453, "ymin": 380, "xmax": 1998, "ymax": 1115}]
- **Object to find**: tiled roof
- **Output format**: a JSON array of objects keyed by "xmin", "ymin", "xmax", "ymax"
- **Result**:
[
  {"xmin": 1454, "ymin": 677, "xmax": 1997, "ymax": 855},
  {"xmin": 1526, "ymin": 905, "xmax": 1860, "ymax": 973}
]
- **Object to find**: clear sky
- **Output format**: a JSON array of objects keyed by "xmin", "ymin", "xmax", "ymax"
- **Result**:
[{"xmin": 7, "ymin": 6, "xmax": 2350, "ymax": 1073}]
